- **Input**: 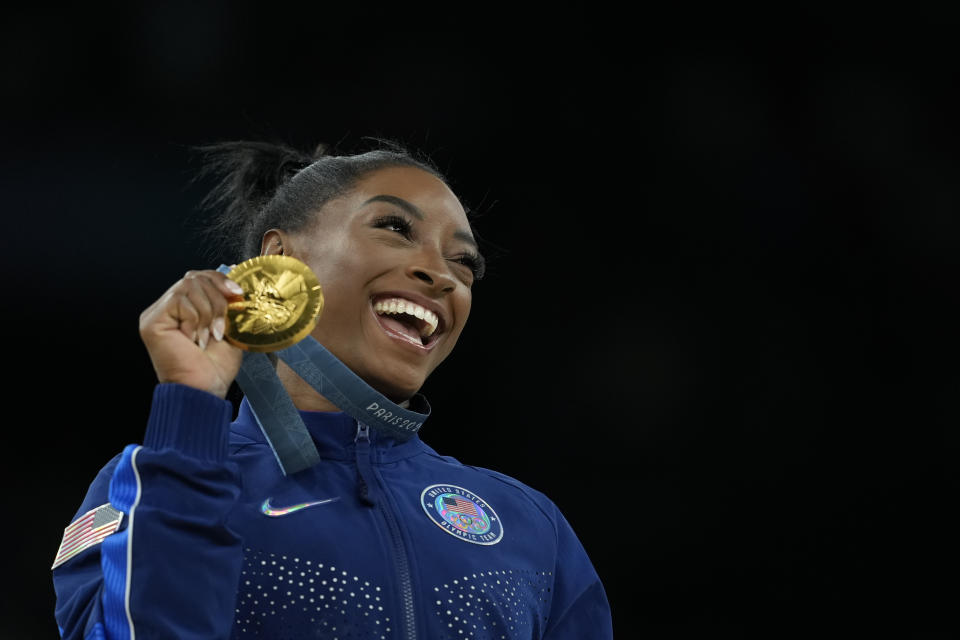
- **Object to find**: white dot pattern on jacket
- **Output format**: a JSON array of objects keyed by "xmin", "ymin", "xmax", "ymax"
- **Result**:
[
  {"xmin": 430, "ymin": 569, "xmax": 553, "ymax": 639},
  {"xmin": 232, "ymin": 550, "xmax": 553, "ymax": 638},
  {"xmin": 233, "ymin": 548, "xmax": 392, "ymax": 638}
]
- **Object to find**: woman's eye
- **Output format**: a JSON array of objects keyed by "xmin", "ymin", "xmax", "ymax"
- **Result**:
[
  {"xmin": 373, "ymin": 215, "xmax": 413, "ymax": 236},
  {"xmin": 450, "ymin": 253, "xmax": 486, "ymax": 280}
]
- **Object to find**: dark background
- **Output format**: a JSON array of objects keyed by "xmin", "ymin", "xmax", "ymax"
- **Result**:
[{"xmin": 4, "ymin": 6, "xmax": 958, "ymax": 637}]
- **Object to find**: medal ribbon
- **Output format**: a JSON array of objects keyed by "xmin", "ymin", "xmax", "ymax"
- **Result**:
[{"xmin": 218, "ymin": 265, "xmax": 431, "ymax": 475}]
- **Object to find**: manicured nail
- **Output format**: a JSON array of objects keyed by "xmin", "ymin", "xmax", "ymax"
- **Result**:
[
  {"xmin": 198, "ymin": 327, "xmax": 209, "ymax": 351},
  {"xmin": 212, "ymin": 317, "xmax": 225, "ymax": 342},
  {"xmin": 225, "ymin": 280, "xmax": 244, "ymax": 295}
]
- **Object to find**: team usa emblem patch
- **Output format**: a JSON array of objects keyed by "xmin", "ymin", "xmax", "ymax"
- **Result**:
[{"xmin": 420, "ymin": 484, "xmax": 503, "ymax": 545}]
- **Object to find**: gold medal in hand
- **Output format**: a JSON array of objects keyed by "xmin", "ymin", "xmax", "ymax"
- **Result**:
[{"xmin": 224, "ymin": 255, "xmax": 324, "ymax": 352}]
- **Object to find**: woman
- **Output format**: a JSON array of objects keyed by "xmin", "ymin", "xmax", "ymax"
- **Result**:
[{"xmin": 52, "ymin": 141, "xmax": 613, "ymax": 639}]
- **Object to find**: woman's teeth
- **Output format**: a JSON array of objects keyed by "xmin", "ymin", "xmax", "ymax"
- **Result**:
[{"xmin": 373, "ymin": 298, "xmax": 439, "ymax": 337}]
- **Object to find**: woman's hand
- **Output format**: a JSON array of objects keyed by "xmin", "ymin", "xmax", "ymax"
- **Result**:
[{"xmin": 139, "ymin": 270, "xmax": 245, "ymax": 399}]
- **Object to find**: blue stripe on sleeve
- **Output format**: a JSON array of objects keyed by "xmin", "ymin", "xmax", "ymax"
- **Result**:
[
  {"xmin": 100, "ymin": 444, "xmax": 143, "ymax": 640},
  {"xmin": 83, "ymin": 622, "xmax": 106, "ymax": 640}
]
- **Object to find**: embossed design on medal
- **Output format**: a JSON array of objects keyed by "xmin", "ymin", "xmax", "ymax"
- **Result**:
[{"xmin": 225, "ymin": 255, "xmax": 324, "ymax": 352}]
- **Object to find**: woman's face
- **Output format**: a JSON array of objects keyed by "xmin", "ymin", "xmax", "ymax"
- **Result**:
[{"xmin": 267, "ymin": 166, "xmax": 480, "ymax": 402}]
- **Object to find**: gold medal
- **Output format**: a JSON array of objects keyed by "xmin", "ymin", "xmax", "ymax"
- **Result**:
[{"xmin": 224, "ymin": 255, "xmax": 324, "ymax": 352}]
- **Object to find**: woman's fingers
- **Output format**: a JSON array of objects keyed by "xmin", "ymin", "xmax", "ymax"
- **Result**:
[
  {"xmin": 139, "ymin": 268, "xmax": 247, "ymax": 398},
  {"xmin": 197, "ymin": 326, "xmax": 210, "ymax": 351},
  {"xmin": 212, "ymin": 316, "xmax": 225, "ymax": 343},
  {"xmin": 180, "ymin": 270, "xmax": 245, "ymax": 347},
  {"xmin": 174, "ymin": 291, "xmax": 202, "ymax": 344}
]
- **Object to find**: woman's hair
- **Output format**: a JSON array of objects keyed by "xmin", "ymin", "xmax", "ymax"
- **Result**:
[{"xmin": 194, "ymin": 140, "xmax": 449, "ymax": 263}]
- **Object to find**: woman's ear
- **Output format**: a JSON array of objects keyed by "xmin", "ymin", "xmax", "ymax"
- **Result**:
[{"xmin": 260, "ymin": 229, "xmax": 287, "ymax": 256}]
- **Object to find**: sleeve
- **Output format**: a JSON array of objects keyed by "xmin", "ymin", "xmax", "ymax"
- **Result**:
[
  {"xmin": 543, "ymin": 504, "xmax": 614, "ymax": 640},
  {"xmin": 52, "ymin": 383, "xmax": 243, "ymax": 640}
]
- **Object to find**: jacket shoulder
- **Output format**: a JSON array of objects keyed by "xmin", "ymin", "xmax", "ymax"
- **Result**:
[{"xmin": 424, "ymin": 450, "xmax": 559, "ymax": 524}]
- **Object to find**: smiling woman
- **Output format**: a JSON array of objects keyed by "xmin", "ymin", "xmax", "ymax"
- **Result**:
[{"xmin": 50, "ymin": 140, "xmax": 613, "ymax": 639}]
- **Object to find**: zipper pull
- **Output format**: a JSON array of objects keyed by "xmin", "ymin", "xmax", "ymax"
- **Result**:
[{"xmin": 354, "ymin": 422, "xmax": 377, "ymax": 506}]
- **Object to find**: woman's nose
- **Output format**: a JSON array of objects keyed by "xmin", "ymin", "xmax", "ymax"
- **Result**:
[{"xmin": 406, "ymin": 262, "xmax": 456, "ymax": 293}]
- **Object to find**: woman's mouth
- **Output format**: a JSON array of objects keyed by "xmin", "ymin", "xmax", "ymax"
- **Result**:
[{"xmin": 371, "ymin": 296, "xmax": 442, "ymax": 350}]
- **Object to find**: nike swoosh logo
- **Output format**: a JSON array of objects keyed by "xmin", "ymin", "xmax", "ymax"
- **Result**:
[{"xmin": 261, "ymin": 497, "xmax": 340, "ymax": 517}]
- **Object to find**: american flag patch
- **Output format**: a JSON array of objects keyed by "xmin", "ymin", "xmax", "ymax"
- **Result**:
[
  {"xmin": 443, "ymin": 496, "xmax": 479, "ymax": 517},
  {"xmin": 51, "ymin": 503, "xmax": 123, "ymax": 570}
]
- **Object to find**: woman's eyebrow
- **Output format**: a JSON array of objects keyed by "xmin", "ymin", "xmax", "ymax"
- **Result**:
[
  {"xmin": 363, "ymin": 194, "xmax": 478, "ymax": 248},
  {"xmin": 361, "ymin": 194, "xmax": 424, "ymax": 219},
  {"xmin": 453, "ymin": 230, "xmax": 478, "ymax": 249}
]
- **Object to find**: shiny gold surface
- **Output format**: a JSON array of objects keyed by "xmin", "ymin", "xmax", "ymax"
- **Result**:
[{"xmin": 225, "ymin": 255, "xmax": 324, "ymax": 352}]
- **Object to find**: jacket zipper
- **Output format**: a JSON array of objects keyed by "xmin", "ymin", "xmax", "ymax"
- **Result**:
[{"xmin": 355, "ymin": 422, "xmax": 417, "ymax": 640}]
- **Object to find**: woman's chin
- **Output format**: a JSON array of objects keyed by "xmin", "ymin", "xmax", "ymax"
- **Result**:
[
  {"xmin": 359, "ymin": 365, "xmax": 427, "ymax": 405},
  {"xmin": 370, "ymin": 378, "xmax": 422, "ymax": 405},
  {"xmin": 339, "ymin": 346, "xmax": 433, "ymax": 404}
]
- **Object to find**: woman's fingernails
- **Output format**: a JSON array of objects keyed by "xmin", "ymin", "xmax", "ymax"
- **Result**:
[
  {"xmin": 225, "ymin": 280, "xmax": 244, "ymax": 295},
  {"xmin": 212, "ymin": 317, "xmax": 225, "ymax": 342},
  {"xmin": 198, "ymin": 327, "xmax": 210, "ymax": 351}
]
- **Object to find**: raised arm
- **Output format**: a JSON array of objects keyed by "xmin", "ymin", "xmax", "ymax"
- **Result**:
[{"xmin": 53, "ymin": 270, "xmax": 248, "ymax": 639}]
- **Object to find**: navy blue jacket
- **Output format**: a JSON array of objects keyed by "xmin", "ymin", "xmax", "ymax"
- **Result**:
[{"xmin": 53, "ymin": 383, "xmax": 613, "ymax": 639}]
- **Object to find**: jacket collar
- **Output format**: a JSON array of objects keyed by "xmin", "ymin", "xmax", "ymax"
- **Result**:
[{"xmin": 231, "ymin": 395, "xmax": 432, "ymax": 463}]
